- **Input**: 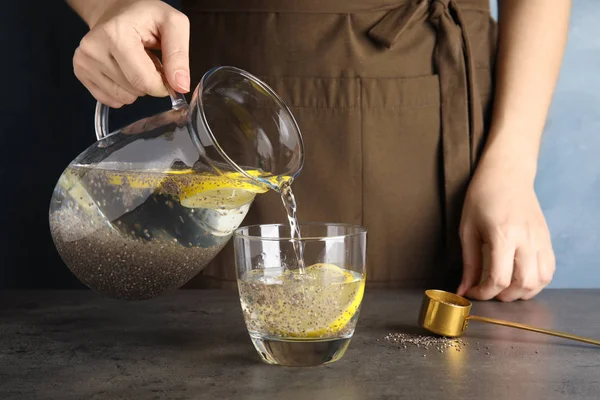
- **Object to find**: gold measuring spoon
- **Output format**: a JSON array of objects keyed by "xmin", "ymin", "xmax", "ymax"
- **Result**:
[{"xmin": 418, "ymin": 289, "xmax": 600, "ymax": 346}]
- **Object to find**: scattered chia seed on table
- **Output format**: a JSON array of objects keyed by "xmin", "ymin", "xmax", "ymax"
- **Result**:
[{"xmin": 383, "ymin": 333, "xmax": 468, "ymax": 352}]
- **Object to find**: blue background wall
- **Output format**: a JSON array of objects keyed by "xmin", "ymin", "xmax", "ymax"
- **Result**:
[{"xmin": 492, "ymin": 1, "xmax": 600, "ymax": 288}]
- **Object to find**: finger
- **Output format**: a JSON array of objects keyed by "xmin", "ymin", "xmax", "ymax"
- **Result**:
[
  {"xmin": 79, "ymin": 78, "xmax": 124, "ymax": 109},
  {"xmin": 101, "ymin": 55, "xmax": 147, "ymax": 97},
  {"xmin": 466, "ymin": 240, "xmax": 515, "ymax": 301},
  {"xmin": 94, "ymin": 72, "xmax": 138, "ymax": 105},
  {"xmin": 112, "ymin": 37, "xmax": 168, "ymax": 98},
  {"xmin": 522, "ymin": 248, "xmax": 555, "ymax": 300},
  {"xmin": 457, "ymin": 228, "xmax": 483, "ymax": 296},
  {"xmin": 82, "ymin": 63, "xmax": 138, "ymax": 106},
  {"xmin": 74, "ymin": 51, "xmax": 138, "ymax": 105},
  {"xmin": 158, "ymin": 11, "xmax": 190, "ymax": 93},
  {"xmin": 496, "ymin": 246, "xmax": 538, "ymax": 302},
  {"xmin": 76, "ymin": 38, "xmax": 146, "ymax": 98}
]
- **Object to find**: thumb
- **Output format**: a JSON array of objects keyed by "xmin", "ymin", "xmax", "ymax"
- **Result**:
[
  {"xmin": 457, "ymin": 228, "xmax": 483, "ymax": 296},
  {"xmin": 159, "ymin": 11, "xmax": 191, "ymax": 93}
]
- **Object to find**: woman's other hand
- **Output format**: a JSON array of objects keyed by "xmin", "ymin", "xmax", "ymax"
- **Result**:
[{"xmin": 457, "ymin": 159, "xmax": 556, "ymax": 302}]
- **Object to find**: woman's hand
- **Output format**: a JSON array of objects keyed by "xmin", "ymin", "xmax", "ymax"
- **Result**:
[
  {"xmin": 455, "ymin": 0, "xmax": 569, "ymax": 302},
  {"xmin": 456, "ymin": 158, "xmax": 556, "ymax": 302},
  {"xmin": 70, "ymin": 0, "xmax": 190, "ymax": 108}
]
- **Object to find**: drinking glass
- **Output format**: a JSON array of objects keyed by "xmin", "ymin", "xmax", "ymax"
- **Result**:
[{"xmin": 233, "ymin": 223, "xmax": 367, "ymax": 367}]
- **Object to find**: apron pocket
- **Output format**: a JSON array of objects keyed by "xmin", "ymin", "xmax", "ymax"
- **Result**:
[
  {"xmin": 199, "ymin": 75, "xmax": 364, "ymax": 283},
  {"xmin": 248, "ymin": 76, "xmax": 363, "ymax": 227},
  {"xmin": 360, "ymin": 74, "xmax": 445, "ymax": 285}
]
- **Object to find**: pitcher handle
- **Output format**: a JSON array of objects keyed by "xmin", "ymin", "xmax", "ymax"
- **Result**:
[{"xmin": 94, "ymin": 53, "xmax": 188, "ymax": 140}]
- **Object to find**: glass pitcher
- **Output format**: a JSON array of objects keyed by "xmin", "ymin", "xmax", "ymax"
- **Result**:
[{"xmin": 49, "ymin": 60, "xmax": 304, "ymax": 300}]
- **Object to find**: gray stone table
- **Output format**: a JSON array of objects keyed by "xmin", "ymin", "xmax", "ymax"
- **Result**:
[{"xmin": 0, "ymin": 289, "xmax": 599, "ymax": 399}]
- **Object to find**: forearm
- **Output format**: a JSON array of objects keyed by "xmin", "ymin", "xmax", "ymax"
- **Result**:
[
  {"xmin": 479, "ymin": 0, "xmax": 571, "ymax": 181},
  {"xmin": 66, "ymin": 0, "xmax": 118, "ymax": 27}
]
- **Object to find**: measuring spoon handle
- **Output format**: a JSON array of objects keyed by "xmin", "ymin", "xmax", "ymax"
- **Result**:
[{"xmin": 467, "ymin": 315, "xmax": 600, "ymax": 347}]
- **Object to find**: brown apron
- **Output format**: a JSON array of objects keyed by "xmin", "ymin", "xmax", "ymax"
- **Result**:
[{"xmin": 182, "ymin": 0, "xmax": 497, "ymax": 290}]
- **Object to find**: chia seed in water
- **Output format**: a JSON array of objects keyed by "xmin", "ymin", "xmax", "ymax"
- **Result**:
[
  {"xmin": 50, "ymin": 167, "xmax": 256, "ymax": 299},
  {"xmin": 384, "ymin": 333, "xmax": 468, "ymax": 353}
]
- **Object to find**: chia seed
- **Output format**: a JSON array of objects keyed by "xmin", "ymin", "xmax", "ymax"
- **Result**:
[
  {"xmin": 383, "ymin": 333, "xmax": 468, "ymax": 352},
  {"xmin": 49, "ymin": 167, "xmax": 250, "ymax": 300}
]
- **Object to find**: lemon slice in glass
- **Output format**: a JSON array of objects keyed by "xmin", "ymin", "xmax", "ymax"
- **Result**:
[
  {"xmin": 296, "ymin": 263, "xmax": 365, "ymax": 338},
  {"xmin": 257, "ymin": 263, "xmax": 365, "ymax": 338}
]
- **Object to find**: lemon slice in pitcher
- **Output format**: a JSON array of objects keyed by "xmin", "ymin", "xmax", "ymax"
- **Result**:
[
  {"xmin": 178, "ymin": 173, "xmax": 267, "ymax": 209},
  {"xmin": 58, "ymin": 170, "xmax": 97, "ymax": 213},
  {"xmin": 180, "ymin": 187, "xmax": 258, "ymax": 209},
  {"xmin": 105, "ymin": 169, "xmax": 287, "ymax": 209}
]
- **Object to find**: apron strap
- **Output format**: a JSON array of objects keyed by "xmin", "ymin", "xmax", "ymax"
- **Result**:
[
  {"xmin": 367, "ymin": 0, "xmax": 428, "ymax": 48},
  {"xmin": 368, "ymin": 0, "xmax": 485, "ymax": 283}
]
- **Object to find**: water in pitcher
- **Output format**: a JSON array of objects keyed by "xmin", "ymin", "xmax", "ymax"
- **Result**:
[{"xmin": 49, "ymin": 164, "xmax": 270, "ymax": 299}]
